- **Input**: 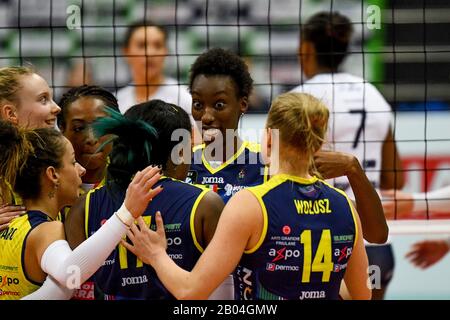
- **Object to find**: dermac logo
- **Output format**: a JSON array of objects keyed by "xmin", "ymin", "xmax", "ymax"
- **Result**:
[{"xmin": 202, "ymin": 177, "xmax": 224, "ymax": 184}]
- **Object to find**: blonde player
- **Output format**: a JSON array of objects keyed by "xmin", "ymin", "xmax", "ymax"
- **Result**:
[
  {"xmin": 0, "ymin": 66, "xmax": 61, "ymax": 230},
  {"xmin": 292, "ymin": 11, "xmax": 404, "ymax": 299},
  {"xmin": 123, "ymin": 92, "xmax": 371, "ymax": 300}
]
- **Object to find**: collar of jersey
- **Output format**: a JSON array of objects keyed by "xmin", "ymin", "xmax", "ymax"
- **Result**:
[
  {"xmin": 271, "ymin": 173, "xmax": 318, "ymax": 185},
  {"xmin": 201, "ymin": 140, "xmax": 249, "ymax": 174}
]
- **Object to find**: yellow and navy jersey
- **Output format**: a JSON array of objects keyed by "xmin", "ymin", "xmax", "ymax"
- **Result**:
[
  {"xmin": 0, "ymin": 211, "xmax": 51, "ymax": 300},
  {"xmin": 85, "ymin": 177, "xmax": 208, "ymax": 300},
  {"xmin": 234, "ymin": 174, "xmax": 358, "ymax": 300},
  {"xmin": 187, "ymin": 141, "xmax": 268, "ymax": 203}
]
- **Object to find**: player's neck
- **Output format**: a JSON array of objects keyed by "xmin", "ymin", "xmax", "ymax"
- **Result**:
[
  {"xmin": 25, "ymin": 196, "xmax": 60, "ymax": 221},
  {"xmin": 270, "ymin": 153, "xmax": 312, "ymax": 179}
]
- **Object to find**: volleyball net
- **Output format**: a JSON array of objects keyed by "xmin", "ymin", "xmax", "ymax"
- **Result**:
[{"xmin": 1, "ymin": 0, "xmax": 450, "ymax": 234}]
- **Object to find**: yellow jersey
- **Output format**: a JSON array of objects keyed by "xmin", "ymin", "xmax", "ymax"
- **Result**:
[{"xmin": 0, "ymin": 211, "xmax": 51, "ymax": 299}]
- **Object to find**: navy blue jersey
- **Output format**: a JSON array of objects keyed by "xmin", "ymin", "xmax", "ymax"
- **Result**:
[
  {"xmin": 234, "ymin": 174, "xmax": 358, "ymax": 300},
  {"xmin": 85, "ymin": 177, "xmax": 208, "ymax": 300},
  {"xmin": 187, "ymin": 141, "xmax": 268, "ymax": 203}
]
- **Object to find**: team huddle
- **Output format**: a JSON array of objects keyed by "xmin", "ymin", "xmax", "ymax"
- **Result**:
[{"xmin": 0, "ymin": 12, "xmax": 405, "ymax": 300}]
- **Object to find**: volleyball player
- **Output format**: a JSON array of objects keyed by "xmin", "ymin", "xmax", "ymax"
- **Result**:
[
  {"xmin": 124, "ymin": 92, "xmax": 371, "ymax": 300},
  {"xmin": 0, "ymin": 120, "xmax": 162, "ymax": 299},
  {"xmin": 0, "ymin": 66, "xmax": 61, "ymax": 229},
  {"xmin": 56, "ymin": 85, "xmax": 121, "ymax": 299},
  {"xmin": 64, "ymin": 100, "xmax": 224, "ymax": 299},
  {"xmin": 187, "ymin": 48, "xmax": 268, "ymax": 204},
  {"xmin": 58, "ymin": 85, "xmax": 120, "ymax": 195},
  {"xmin": 291, "ymin": 11, "xmax": 404, "ymax": 299}
]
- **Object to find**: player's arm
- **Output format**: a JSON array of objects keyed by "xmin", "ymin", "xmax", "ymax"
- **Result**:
[
  {"xmin": 380, "ymin": 127, "xmax": 404, "ymax": 190},
  {"xmin": 193, "ymin": 190, "xmax": 224, "ymax": 248},
  {"xmin": 315, "ymin": 150, "xmax": 388, "ymax": 243},
  {"xmin": 383, "ymin": 185, "xmax": 450, "ymax": 219},
  {"xmin": 64, "ymin": 194, "xmax": 87, "ymax": 249},
  {"xmin": 194, "ymin": 190, "xmax": 231, "ymax": 300},
  {"xmin": 123, "ymin": 189, "xmax": 262, "ymax": 299},
  {"xmin": 343, "ymin": 206, "xmax": 371, "ymax": 300},
  {"xmin": 26, "ymin": 166, "xmax": 162, "ymax": 292}
]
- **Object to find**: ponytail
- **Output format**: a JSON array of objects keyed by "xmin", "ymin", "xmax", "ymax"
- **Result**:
[
  {"xmin": 0, "ymin": 121, "xmax": 34, "ymax": 203},
  {"xmin": 267, "ymin": 92, "xmax": 329, "ymax": 177}
]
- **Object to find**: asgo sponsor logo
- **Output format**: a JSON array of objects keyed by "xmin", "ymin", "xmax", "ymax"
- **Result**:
[
  {"xmin": 268, "ymin": 247, "xmax": 301, "ymax": 262},
  {"xmin": 0, "ymin": 275, "xmax": 19, "ymax": 287},
  {"xmin": 334, "ymin": 246, "xmax": 353, "ymax": 262}
]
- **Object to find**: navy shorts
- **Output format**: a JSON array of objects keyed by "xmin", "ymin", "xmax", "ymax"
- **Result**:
[{"xmin": 366, "ymin": 243, "xmax": 395, "ymax": 287}]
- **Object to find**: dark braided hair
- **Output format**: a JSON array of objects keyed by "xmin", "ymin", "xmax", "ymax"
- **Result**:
[
  {"xmin": 302, "ymin": 11, "xmax": 353, "ymax": 71},
  {"xmin": 93, "ymin": 100, "xmax": 190, "ymax": 190},
  {"xmin": 58, "ymin": 85, "xmax": 119, "ymax": 130},
  {"xmin": 189, "ymin": 48, "xmax": 254, "ymax": 99}
]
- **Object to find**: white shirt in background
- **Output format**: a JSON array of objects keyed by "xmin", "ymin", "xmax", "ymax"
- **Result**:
[
  {"xmin": 291, "ymin": 72, "xmax": 392, "ymax": 199},
  {"xmin": 117, "ymin": 77, "xmax": 194, "ymax": 125},
  {"xmin": 292, "ymin": 73, "xmax": 393, "ymax": 245}
]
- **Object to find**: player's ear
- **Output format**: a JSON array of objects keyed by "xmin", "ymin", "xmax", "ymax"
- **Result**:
[{"xmin": 1, "ymin": 104, "xmax": 19, "ymax": 125}]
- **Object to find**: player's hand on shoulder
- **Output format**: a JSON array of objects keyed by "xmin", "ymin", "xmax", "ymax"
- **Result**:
[
  {"xmin": 0, "ymin": 204, "xmax": 26, "ymax": 231},
  {"xmin": 124, "ymin": 165, "xmax": 163, "ymax": 218},
  {"xmin": 121, "ymin": 212, "xmax": 167, "ymax": 265}
]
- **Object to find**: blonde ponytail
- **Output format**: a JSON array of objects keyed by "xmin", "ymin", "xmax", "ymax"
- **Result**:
[
  {"xmin": 0, "ymin": 120, "xmax": 35, "ymax": 203},
  {"xmin": 266, "ymin": 92, "xmax": 329, "ymax": 176}
]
